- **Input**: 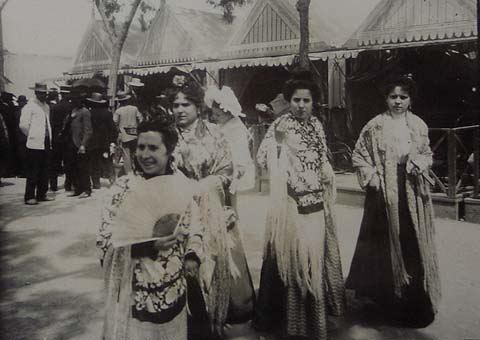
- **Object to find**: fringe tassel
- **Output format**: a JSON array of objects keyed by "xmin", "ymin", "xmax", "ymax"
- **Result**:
[
  {"xmin": 197, "ymin": 190, "xmax": 231, "ymax": 332},
  {"xmin": 263, "ymin": 142, "xmax": 325, "ymax": 300},
  {"xmin": 103, "ymin": 246, "xmax": 133, "ymax": 340}
]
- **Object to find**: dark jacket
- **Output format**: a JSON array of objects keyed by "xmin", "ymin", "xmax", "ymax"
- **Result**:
[
  {"xmin": 50, "ymin": 99, "xmax": 73, "ymax": 143},
  {"xmin": 62, "ymin": 107, "xmax": 92, "ymax": 149},
  {"xmin": 89, "ymin": 106, "xmax": 116, "ymax": 151}
]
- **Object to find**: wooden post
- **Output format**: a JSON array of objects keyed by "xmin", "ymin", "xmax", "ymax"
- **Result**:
[
  {"xmin": 447, "ymin": 129, "xmax": 457, "ymax": 199},
  {"xmin": 474, "ymin": 127, "xmax": 479, "ymax": 198}
]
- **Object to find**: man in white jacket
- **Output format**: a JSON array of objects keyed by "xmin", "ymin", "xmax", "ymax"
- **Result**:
[{"xmin": 19, "ymin": 83, "xmax": 53, "ymax": 205}]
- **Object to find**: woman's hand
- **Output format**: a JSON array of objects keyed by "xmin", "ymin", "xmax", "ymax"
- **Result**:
[
  {"xmin": 152, "ymin": 233, "xmax": 178, "ymax": 252},
  {"xmin": 184, "ymin": 259, "xmax": 199, "ymax": 278},
  {"xmin": 368, "ymin": 174, "xmax": 380, "ymax": 191},
  {"xmin": 407, "ymin": 157, "xmax": 428, "ymax": 176}
]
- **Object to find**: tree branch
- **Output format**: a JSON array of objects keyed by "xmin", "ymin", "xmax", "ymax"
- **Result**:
[
  {"xmin": 118, "ymin": 0, "xmax": 143, "ymax": 42},
  {"xmin": 96, "ymin": 0, "xmax": 117, "ymax": 43},
  {"xmin": 0, "ymin": 0, "xmax": 10, "ymax": 12}
]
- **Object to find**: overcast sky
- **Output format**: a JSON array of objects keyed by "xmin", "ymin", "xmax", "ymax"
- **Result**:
[{"xmin": 3, "ymin": 0, "xmax": 380, "ymax": 58}]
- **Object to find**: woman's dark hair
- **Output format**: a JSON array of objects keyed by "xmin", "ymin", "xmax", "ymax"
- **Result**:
[
  {"xmin": 136, "ymin": 117, "xmax": 178, "ymax": 154},
  {"xmin": 383, "ymin": 75, "xmax": 417, "ymax": 100},
  {"xmin": 167, "ymin": 80, "xmax": 204, "ymax": 108},
  {"xmin": 282, "ymin": 68, "xmax": 320, "ymax": 103}
]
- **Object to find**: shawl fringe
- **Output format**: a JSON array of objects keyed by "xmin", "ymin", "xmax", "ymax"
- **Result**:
[{"xmin": 263, "ymin": 141, "xmax": 346, "ymax": 314}]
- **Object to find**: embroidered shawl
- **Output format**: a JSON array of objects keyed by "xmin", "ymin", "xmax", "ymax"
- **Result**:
[
  {"xmin": 97, "ymin": 173, "xmax": 204, "ymax": 340},
  {"xmin": 257, "ymin": 113, "xmax": 346, "ymax": 315}
]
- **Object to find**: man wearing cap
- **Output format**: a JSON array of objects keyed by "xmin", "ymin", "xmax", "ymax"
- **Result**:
[
  {"xmin": 113, "ymin": 91, "xmax": 143, "ymax": 173},
  {"xmin": 62, "ymin": 93, "xmax": 93, "ymax": 198},
  {"xmin": 19, "ymin": 82, "xmax": 53, "ymax": 205},
  {"xmin": 49, "ymin": 85, "xmax": 73, "ymax": 191},
  {"xmin": 85, "ymin": 92, "xmax": 115, "ymax": 188}
]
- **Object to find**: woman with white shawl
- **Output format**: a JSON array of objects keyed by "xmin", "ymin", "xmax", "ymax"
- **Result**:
[
  {"xmin": 204, "ymin": 85, "xmax": 256, "ymax": 325},
  {"xmin": 253, "ymin": 70, "xmax": 346, "ymax": 340}
]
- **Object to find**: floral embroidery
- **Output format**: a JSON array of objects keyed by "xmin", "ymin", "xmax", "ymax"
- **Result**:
[
  {"xmin": 257, "ymin": 113, "xmax": 329, "ymax": 211},
  {"xmin": 97, "ymin": 174, "xmax": 204, "ymax": 316}
]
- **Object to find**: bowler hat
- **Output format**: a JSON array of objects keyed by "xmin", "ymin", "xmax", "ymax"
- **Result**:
[
  {"xmin": 28, "ymin": 82, "xmax": 48, "ymax": 92},
  {"xmin": 86, "ymin": 92, "xmax": 106, "ymax": 104}
]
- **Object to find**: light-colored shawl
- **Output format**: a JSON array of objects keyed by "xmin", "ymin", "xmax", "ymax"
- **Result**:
[{"xmin": 352, "ymin": 111, "xmax": 441, "ymax": 311}]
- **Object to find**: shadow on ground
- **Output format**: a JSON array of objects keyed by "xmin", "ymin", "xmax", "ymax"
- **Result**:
[
  {"xmin": 0, "ymin": 289, "xmax": 103, "ymax": 339},
  {"xmin": 0, "ymin": 191, "xmax": 94, "ymax": 228}
]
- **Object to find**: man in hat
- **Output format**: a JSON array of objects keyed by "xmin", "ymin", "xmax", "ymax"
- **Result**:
[
  {"xmin": 113, "ymin": 91, "xmax": 143, "ymax": 173},
  {"xmin": 62, "ymin": 92, "xmax": 92, "ymax": 198},
  {"xmin": 85, "ymin": 92, "xmax": 115, "ymax": 188},
  {"xmin": 127, "ymin": 77, "xmax": 148, "ymax": 121},
  {"xmin": 49, "ymin": 85, "xmax": 73, "ymax": 191},
  {"xmin": 19, "ymin": 82, "xmax": 53, "ymax": 205},
  {"xmin": 48, "ymin": 88, "xmax": 59, "ymax": 106}
]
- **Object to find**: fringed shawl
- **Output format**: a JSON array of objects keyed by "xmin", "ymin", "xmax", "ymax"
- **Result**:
[
  {"xmin": 261, "ymin": 132, "xmax": 346, "ymax": 316},
  {"xmin": 195, "ymin": 188, "xmax": 232, "ymax": 333},
  {"xmin": 352, "ymin": 111, "xmax": 441, "ymax": 311}
]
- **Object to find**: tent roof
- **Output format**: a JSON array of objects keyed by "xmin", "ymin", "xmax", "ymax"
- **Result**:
[
  {"xmin": 71, "ymin": 19, "xmax": 145, "ymax": 74},
  {"xmin": 344, "ymin": 0, "xmax": 477, "ymax": 49},
  {"xmin": 224, "ymin": 0, "xmax": 341, "ymax": 59},
  {"xmin": 136, "ymin": 5, "xmax": 237, "ymax": 66}
]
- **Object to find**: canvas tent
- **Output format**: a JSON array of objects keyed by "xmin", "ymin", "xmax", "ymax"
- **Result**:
[
  {"xmin": 69, "ymin": 19, "xmax": 145, "ymax": 78},
  {"xmin": 343, "ymin": 0, "xmax": 477, "ymax": 50}
]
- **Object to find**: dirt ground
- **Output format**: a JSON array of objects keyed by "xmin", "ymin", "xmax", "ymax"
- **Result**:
[{"xmin": 1, "ymin": 177, "xmax": 479, "ymax": 340}]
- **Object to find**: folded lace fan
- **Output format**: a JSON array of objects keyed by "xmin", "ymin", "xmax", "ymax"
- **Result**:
[{"xmin": 111, "ymin": 174, "xmax": 195, "ymax": 247}]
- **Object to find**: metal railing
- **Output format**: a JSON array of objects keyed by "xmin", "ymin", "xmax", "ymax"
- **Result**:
[{"xmin": 429, "ymin": 125, "xmax": 479, "ymax": 199}]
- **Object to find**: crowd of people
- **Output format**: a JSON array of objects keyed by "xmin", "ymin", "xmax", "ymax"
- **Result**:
[{"xmin": 1, "ymin": 68, "xmax": 441, "ymax": 340}]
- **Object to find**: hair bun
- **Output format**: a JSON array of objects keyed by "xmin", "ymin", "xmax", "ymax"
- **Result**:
[{"xmin": 290, "ymin": 67, "xmax": 314, "ymax": 82}]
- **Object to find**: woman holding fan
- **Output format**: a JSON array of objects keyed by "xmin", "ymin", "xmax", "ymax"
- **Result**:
[{"xmin": 97, "ymin": 118, "xmax": 204, "ymax": 340}]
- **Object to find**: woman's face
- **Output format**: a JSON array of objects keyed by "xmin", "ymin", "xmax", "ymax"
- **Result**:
[
  {"xmin": 290, "ymin": 89, "xmax": 313, "ymax": 121},
  {"xmin": 172, "ymin": 92, "xmax": 198, "ymax": 129},
  {"xmin": 386, "ymin": 86, "xmax": 411, "ymax": 115},
  {"xmin": 136, "ymin": 131, "xmax": 169, "ymax": 176}
]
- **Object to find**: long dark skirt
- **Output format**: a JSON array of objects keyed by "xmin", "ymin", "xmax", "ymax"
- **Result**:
[
  {"xmin": 346, "ymin": 169, "xmax": 434, "ymax": 328},
  {"xmin": 254, "ymin": 247, "xmax": 327, "ymax": 340}
]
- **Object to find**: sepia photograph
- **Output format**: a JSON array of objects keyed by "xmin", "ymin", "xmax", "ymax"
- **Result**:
[{"xmin": 0, "ymin": 0, "xmax": 478, "ymax": 339}]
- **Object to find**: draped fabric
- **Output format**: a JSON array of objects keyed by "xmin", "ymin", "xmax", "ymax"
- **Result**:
[
  {"xmin": 97, "ymin": 172, "xmax": 203, "ymax": 340},
  {"xmin": 348, "ymin": 112, "xmax": 441, "ymax": 314},
  {"xmin": 219, "ymin": 117, "xmax": 255, "ymax": 193},
  {"xmin": 174, "ymin": 118, "xmax": 250, "ymax": 334},
  {"xmin": 255, "ymin": 112, "xmax": 346, "ymax": 339}
]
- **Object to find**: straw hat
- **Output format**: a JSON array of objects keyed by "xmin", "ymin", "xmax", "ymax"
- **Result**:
[
  {"xmin": 127, "ymin": 78, "xmax": 144, "ymax": 87},
  {"xmin": 28, "ymin": 82, "xmax": 48, "ymax": 92},
  {"xmin": 86, "ymin": 92, "xmax": 106, "ymax": 104},
  {"xmin": 115, "ymin": 91, "xmax": 131, "ymax": 102}
]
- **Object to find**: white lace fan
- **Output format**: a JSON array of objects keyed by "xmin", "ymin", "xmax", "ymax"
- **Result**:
[{"xmin": 111, "ymin": 174, "xmax": 195, "ymax": 247}]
